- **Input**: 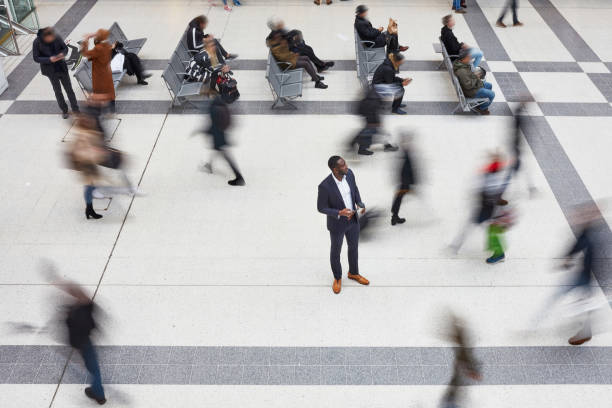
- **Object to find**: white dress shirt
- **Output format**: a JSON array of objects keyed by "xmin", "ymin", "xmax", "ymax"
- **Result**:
[{"xmin": 333, "ymin": 174, "xmax": 354, "ymax": 211}]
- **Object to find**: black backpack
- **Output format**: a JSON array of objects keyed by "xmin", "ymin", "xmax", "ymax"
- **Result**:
[{"xmin": 214, "ymin": 72, "xmax": 240, "ymax": 104}]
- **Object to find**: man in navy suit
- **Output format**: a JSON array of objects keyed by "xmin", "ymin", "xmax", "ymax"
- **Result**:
[{"xmin": 317, "ymin": 156, "xmax": 370, "ymax": 294}]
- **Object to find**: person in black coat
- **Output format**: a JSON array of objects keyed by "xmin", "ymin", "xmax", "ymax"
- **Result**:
[
  {"xmin": 354, "ymin": 5, "xmax": 408, "ymax": 54},
  {"xmin": 440, "ymin": 15, "xmax": 484, "ymax": 69},
  {"xmin": 391, "ymin": 135, "xmax": 417, "ymax": 226},
  {"xmin": 266, "ymin": 17, "xmax": 334, "ymax": 73},
  {"xmin": 32, "ymin": 27, "xmax": 79, "ymax": 119},
  {"xmin": 349, "ymin": 87, "xmax": 398, "ymax": 155},
  {"xmin": 201, "ymin": 95, "xmax": 245, "ymax": 186},
  {"xmin": 372, "ymin": 52, "xmax": 412, "ymax": 114},
  {"xmin": 187, "ymin": 15, "xmax": 237, "ymax": 60},
  {"xmin": 111, "ymin": 41, "xmax": 151, "ymax": 85},
  {"xmin": 317, "ymin": 156, "xmax": 370, "ymax": 294}
]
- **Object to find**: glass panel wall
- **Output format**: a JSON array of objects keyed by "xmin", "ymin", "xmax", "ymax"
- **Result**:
[{"xmin": 8, "ymin": 0, "xmax": 38, "ymax": 30}]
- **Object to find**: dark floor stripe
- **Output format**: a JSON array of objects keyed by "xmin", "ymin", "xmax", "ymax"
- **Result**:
[
  {"xmin": 0, "ymin": 345, "xmax": 610, "ymax": 385},
  {"xmin": 0, "ymin": 0, "xmax": 98, "ymax": 101},
  {"xmin": 587, "ymin": 74, "xmax": 612, "ymax": 102},
  {"xmin": 537, "ymin": 102, "xmax": 612, "ymax": 116},
  {"xmin": 464, "ymin": 0, "xmax": 511, "ymax": 61},
  {"xmin": 5, "ymin": 99, "xmax": 516, "ymax": 116},
  {"xmin": 513, "ymin": 61, "xmax": 582, "ymax": 73},
  {"xmin": 528, "ymin": 0, "xmax": 600, "ymax": 62}
]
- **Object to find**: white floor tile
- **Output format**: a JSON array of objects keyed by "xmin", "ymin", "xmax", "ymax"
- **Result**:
[
  {"xmin": 578, "ymin": 62, "xmax": 610, "ymax": 74},
  {"xmin": 520, "ymin": 72, "xmax": 607, "ymax": 103},
  {"xmin": 486, "ymin": 61, "xmax": 517, "ymax": 73}
]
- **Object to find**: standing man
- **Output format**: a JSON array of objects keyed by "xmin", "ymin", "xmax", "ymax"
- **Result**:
[
  {"xmin": 33, "ymin": 27, "xmax": 79, "ymax": 119},
  {"xmin": 317, "ymin": 156, "xmax": 370, "ymax": 294},
  {"xmin": 496, "ymin": 0, "xmax": 523, "ymax": 27}
]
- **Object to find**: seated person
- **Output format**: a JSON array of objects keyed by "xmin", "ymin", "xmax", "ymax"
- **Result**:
[
  {"xmin": 441, "ymin": 14, "xmax": 484, "ymax": 76},
  {"xmin": 187, "ymin": 15, "xmax": 237, "ymax": 60},
  {"xmin": 354, "ymin": 4, "xmax": 408, "ymax": 54},
  {"xmin": 266, "ymin": 17, "xmax": 334, "ymax": 73},
  {"xmin": 372, "ymin": 52, "xmax": 412, "ymax": 115},
  {"xmin": 453, "ymin": 48, "xmax": 494, "ymax": 115},
  {"xmin": 111, "ymin": 41, "xmax": 151, "ymax": 85},
  {"xmin": 266, "ymin": 31, "xmax": 328, "ymax": 89}
]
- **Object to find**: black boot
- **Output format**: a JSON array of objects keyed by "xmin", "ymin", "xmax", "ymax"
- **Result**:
[
  {"xmin": 85, "ymin": 204, "xmax": 103, "ymax": 220},
  {"xmin": 228, "ymin": 175, "xmax": 246, "ymax": 186},
  {"xmin": 391, "ymin": 214, "xmax": 406, "ymax": 225}
]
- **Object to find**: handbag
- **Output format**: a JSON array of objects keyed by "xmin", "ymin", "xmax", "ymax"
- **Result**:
[
  {"xmin": 110, "ymin": 53, "xmax": 125, "ymax": 73},
  {"xmin": 215, "ymin": 72, "xmax": 240, "ymax": 104},
  {"xmin": 100, "ymin": 147, "xmax": 123, "ymax": 169}
]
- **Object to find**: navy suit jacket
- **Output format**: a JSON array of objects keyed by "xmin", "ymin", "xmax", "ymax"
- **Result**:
[{"xmin": 317, "ymin": 169, "xmax": 365, "ymax": 232}]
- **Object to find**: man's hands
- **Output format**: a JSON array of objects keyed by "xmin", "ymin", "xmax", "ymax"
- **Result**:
[
  {"xmin": 402, "ymin": 78, "xmax": 412, "ymax": 87},
  {"xmin": 49, "ymin": 53, "xmax": 65, "ymax": 63},
  {"xmin": 339, "ymin": 208, "xmax": 355, "ymax": 219},
  {"xmin": 378, "ymin": 26, "xmax": 384, "ymax": 32}
]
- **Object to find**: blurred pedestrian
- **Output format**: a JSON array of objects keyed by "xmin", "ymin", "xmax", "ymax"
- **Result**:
[
  {"xmin": 486, "ymin": 206, "xmax": 515, "ymax": 264},
  {"xmin": 440, "ymin": 313, "xmax": 481, "ymax": 408},
  {"xmin": 390, "ymin": 134, "xmax": 418, "ymax": 226},
  {"xmin": 496, "ymin": 0, "xmax": 523, "ymax": 27},
  {"xmin": 48, "ymin": 269, "xmax": 106, "ymax": 405},
  {"xmin": 349, "ymin": 87, "xmax": 398, "ymax": 155},
  {"xmin": 200, "ymin": 95, "xmax": 245, "ymax": 186},
  {"xmin": 32, "ymin": 27, "xmax": 80, "ymax": 119},
  {"xmin": 372, "ymin": 52, "xmax": 412, "ymax": 115},
  {"xmin": 508, "ymin": 102, "xmax": 536, "ymax": 197},
  {"xmin": 450, "ymin": 153, "xmax": 509, "ymax": 253},
  {"xmin": 534, "ymin": 204, "xmax": 606, "ymax": 345},
  {"xmin": 81, "ymin": 29, "xmax": 116, "ymax": 113},
  {"xmin": 317, "ymin": 156, "xmax": 369, "ymax": 294}
]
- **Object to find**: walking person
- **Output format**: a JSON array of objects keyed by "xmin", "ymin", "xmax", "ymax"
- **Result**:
[
  {"xmin": 317, "ymin": 156, "xmax": 370, "ymax": 294},
  {"xmin": 496, "ymin": 0, "xmax": 523, "ymax": 27},
  {"xmin": 349, "ymin": 86, "xmax": 398, "ymax": 155},
  {"xmin": 47, "ymin": 269, "xmax": 106, "ymax": 404},
  {"xmin": 390, "ymin": 135, "xmax": 418, "ymax": 226},
  {"xmin": 32, "ymin": 27, "xmax": 80, "ymax": 119},
  {"xmin": 200, "ymin": 95, "xmax": 245, "ymax": 186},
  {"xmin": 80, "ymin": 29, "xmax": 116, "ymax": 113}
]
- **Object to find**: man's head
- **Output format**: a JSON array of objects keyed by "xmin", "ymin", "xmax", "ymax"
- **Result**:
[
  {"xmin": 328, "ymin": 155, "xmax": 348, "ymax": 177},
  {"xmin": 442, "ymin": 14, "xmax": 455, "ymax": 29},
  {"xmin": 389, "ymin": 52, "xmax": 405, "ymax": 69},
  {"xmin": 41, "ymin": 27, "xmax": 56, "ymax": 44},
  {"xmin": 356, "ymin": 4, "xmax": 368, "ymax": 18},
  {"xmin": 458, "ymin": 48, "xmax": 471, "ymax": 63}
]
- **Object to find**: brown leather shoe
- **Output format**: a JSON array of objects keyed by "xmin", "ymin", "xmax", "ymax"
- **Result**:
[
  {"xmin": 568, "ymin": 335, "xmax": 591, "ymax": 345},
  {"xmin": 326, "ymin": 0, "xmax": 332, "ymax": 4},
  {"xmin": 399, "ymin": 45, "xmax": 409, "ymax": 52},
  {"xmin": 314, "ymin": 0, "xmax": 321, "ymax": 4},
  {"xmin": 513, "ymin": 22, "xmax": 524, "ymax": 27},
  {"xmin": 496, "ymin": 21, "xmax": 507, "ymax": 28},
  {"xmin": 348, "ymin": 273, "xmax": 369, "ymax": 285},
  {"xmin": 332, "ymin": 279, "xmax": 341, "ymax": 294},
  {"xmin": 475, "ymin": 108, "xmax": 490, "ymax": 115}
]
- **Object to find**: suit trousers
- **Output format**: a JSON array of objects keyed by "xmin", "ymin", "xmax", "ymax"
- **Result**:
[
  {"xmin": 329, "ymin": 218, "xmax": 360, "ymax": 280},
  {"xmin": 49, "ymin": 71, "xmax": 79, "ymax": 114}
]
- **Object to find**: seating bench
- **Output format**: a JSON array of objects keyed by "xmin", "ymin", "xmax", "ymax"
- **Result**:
[{"xmin": 265, "ymin": 52, "xmax": 303, "ymax": 109}]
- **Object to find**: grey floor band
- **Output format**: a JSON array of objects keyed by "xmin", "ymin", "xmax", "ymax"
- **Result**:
[{"xmin": 1, "ymin": 345, "xmax": 610, "ymax": 385}]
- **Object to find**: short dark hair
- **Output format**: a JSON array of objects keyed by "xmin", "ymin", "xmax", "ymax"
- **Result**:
[
  {"xmin": 328, "ymin": 155, "xmax": 342, "ymax": 170},
  {"xmin": 442, "ymin": 14, "xmax": 453, "ymax": 26}
]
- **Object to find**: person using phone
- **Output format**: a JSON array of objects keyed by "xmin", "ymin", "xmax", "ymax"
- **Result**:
[
  {"xmin": 372, "ymin": 52, "xmax": 412, "ymax": 114},
  {"xmin": 33, "ymin": 27, "xmax": 80, "ymax": 119},
  {"xmin": 317, "ymin": 156, "xmax": 369, "ymax": 294}
]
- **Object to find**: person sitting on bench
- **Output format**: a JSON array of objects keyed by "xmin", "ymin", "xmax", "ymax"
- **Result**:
[
  {"xmin": 266, "ymin": 16, "xmax": 334, "ymax": 73},
  {"xmin": 187, "ymin": 15, "xmax": 237, "ymax": 60},
  {"xmin": 266, "ymin": 30, "xmax": 328, "ymax": 89},
  {"xmin": 354, "ymin": 4, "xmax": 408, "ymax": 54},
  {"xmin": 111, "ymin": 41, "xmax": 151, "ymax": 85},
  {"xmin": 441, "ymin": 14, "xmax": 485, "ymax": 77},
  {"xmin": 372, "ymin": 52, "xmax": 412, "ymax": 115},
  {"xmin": 453, "ymin": 48, "xmax": 494, "ymax": 115}
]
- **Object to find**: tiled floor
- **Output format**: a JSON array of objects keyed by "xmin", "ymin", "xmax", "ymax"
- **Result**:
[{"xmin": 1, "ymin": 0, "xmax": 611, "ymax": 407}]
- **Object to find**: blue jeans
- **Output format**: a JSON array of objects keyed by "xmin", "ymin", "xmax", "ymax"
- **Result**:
[
  {"xmin": 84, "ymin": 185, "xmax": 95, "ymax": 205},
  {"xmin": 81, "ymin": 341, "xmax": 105, "ymax": 399},
  {"xmin": 453, "ymin": 0, "xmax": 462, "ymax": 10},
  {"xmin": 473, "ymin": 81, "xmax": 495, "ymax": 109},
  {"xmin": 470, "ymin": 48, "xmax": 483, "ymax": 68}
]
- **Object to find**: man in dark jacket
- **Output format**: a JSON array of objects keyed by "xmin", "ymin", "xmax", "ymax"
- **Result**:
[
  {"xmin": 453, "ymin": 48, "xmax": 494, "ymax": 114},
  {"xmin": 201, "ymin": 95, "xmax": 245, "ymax": 186},
  {"xmin": 440, "ymin": 15, "xmax": 483, "ymax": 69},
  {"xmin": 354, "ymin": 4, "xmax": 407, "ymax": 54},
  {"xmin": 350, "ymin": 87, "xmax": 398, "ymax": 155},
  {"xmin": 32, "ymin": 27, "xmax": 79, "ymax": 119},
  {"xmin": 317, "ymin": 156, "xmax": 370, "ymax": 294},
  {"xmin": 372, "ymin": 52, "xmax": 412, "ymax": 114}
]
